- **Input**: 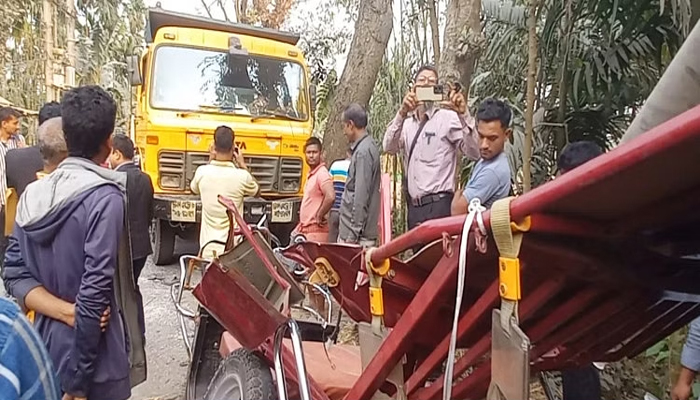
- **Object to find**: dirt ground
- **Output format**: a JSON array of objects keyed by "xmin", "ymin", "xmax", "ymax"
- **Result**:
[{"xmin": 129, "ymin": 237, "xmax": 199, "ymax": 400}]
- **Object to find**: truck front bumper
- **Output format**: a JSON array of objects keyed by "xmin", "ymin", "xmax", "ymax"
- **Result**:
[{"xmin": 153, "ymin": 195, "xmax": 302, "ymax": 226}]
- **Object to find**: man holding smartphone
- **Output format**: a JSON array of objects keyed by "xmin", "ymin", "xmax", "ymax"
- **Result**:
[
  {"xmin": 191, "ymin": 125, "xmax": 259, "ymax": 258},
  {"xmin": 383, "ymin": 65, "xmax": 480, "ymax": 232}
]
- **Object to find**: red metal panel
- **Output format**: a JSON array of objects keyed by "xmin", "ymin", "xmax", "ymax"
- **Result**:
[
  {"xmin": 405, "ymin": 280, "xmax": 500, "ymax": 395},
  {"xmin": 343, "ymin": 251, "xmax": 460, "ymax": 400},
  {"xmin": 193, "ymin": 261, "xmax": 287, "ymax": 349},
  {"xmin": 421, "ymin": 279, "xmax": 564, "ymax": 400}
]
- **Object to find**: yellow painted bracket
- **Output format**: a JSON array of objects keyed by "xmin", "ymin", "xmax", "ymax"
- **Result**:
[
  {"xmin": 369, "ymin": 287, "xmax": 385, "ymax": 316},
  {"xmin": 368, "ymin": 257, "xmax": 391, "ymax": 277},
  {"xmin": 313, "ymin": 257, "xmax": 340, "ymax": 287},
  {"xmin": 498, "ymin": 256, "xmax": 522, "ymax": 301}
]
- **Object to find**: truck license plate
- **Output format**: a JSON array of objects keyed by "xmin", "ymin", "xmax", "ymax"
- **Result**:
[
  {"xmin": 171, "ymin": 200, "xmax": 197, "ymax": 222},
  {"xmin": 271, "ymin": 201, "xmax": 293, "ymax": 223}
]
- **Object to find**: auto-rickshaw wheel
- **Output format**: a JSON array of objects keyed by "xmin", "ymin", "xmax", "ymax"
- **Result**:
[{"xmin": 203, "ymin": 348, "xmax": 276, "ymax": 400}]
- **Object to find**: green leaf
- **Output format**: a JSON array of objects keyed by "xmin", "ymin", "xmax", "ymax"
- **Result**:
[
  {"xmin": 645, "ymin": 340, "xmax": 666, "ymax": 357},
  {"xmin": 692, "ymin": 381, "xmax": 700, "ymax": 397}
]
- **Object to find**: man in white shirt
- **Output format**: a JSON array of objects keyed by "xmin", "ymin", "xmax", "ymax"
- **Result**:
[{"xmin": 191, "ymin": 126, "xmax": 259, "ymax": 258}]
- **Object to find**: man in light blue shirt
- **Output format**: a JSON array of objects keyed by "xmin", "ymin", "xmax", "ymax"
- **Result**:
[
  {"xmin": 0, "ymin": 297, "xmax": 61, "ymax": 400},
  {"xmin": 451, "ymin": 98, "xmax": 512, "ymax": 214},
  {"xmin": 673, "ymin": 318, "xmax": 700, "ymax": 400}
]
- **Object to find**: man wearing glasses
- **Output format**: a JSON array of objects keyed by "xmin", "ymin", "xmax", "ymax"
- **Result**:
[{"xmin": 382, "ymin": 65, "xmax": 480, "ymax": 233}]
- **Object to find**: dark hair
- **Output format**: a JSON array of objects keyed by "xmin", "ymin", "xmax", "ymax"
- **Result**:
[
  {"xmin": 304, "ymin": 137, "xmax": 322, "ymax": 151},
  {"xmin": 557, "ymin": 141, "xmax": 603, "ymax": 173},
  {"xmin": 415, "ymin": 65, "xmax": 438, "ymax": 81},
  {"xmin": 111, "ymin": 133, "xmax": 135, "ymax": 160},
  {"xmin": 38, "ymin": 101, "xmax": 61, "ymax": 125},
  {"xmin": 476, "ymin": 97, "xmax": 512, "ymax": 129},
  {"xmin": 342, "ymin": 103, "xmax": 368, "ymax": 129},
  {"xmin": 214, "ymin": 125, "xmax": 234, "ymax": 152},
  {"xmin": 61, "ymin": 86, "xmax": 116, "ymax": 158},
  {"xmin": 0, "ymin": 107, "xmax": 20, "ymax": 123}
]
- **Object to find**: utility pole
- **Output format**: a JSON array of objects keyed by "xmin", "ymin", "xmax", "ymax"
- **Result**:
[{"xmin": 42, "ymin": 0, "xmax": 55, "ymax": 102}]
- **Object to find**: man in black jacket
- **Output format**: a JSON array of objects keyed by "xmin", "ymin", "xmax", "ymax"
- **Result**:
[
  {"xmin": 6, "ymin": 102, "xmax": 61, "ymax": 198},
  {"xmin": 109, "ymin": 133, "xmax": 154, "ymax": 337}
]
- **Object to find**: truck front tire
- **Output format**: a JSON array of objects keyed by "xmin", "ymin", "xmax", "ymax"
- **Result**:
[{"xmin": 151, "ymin": 218, "xmax": 176, "ymax": 265}]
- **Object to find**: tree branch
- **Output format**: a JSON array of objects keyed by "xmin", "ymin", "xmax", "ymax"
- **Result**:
[
  {"xmin": 217, "ymin": 0, "xmax": 231, "ymax": 21},
  {"xmin": 200, "ymin": 0, "xmax": 213, "ymax": 18}
]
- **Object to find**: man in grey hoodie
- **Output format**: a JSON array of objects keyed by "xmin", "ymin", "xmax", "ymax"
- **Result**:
[{"xmin": 3, "ymin": 86, "xmax": 145, "ymax": 400}]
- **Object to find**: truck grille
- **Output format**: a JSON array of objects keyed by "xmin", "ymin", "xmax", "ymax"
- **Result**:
[{"xmin": 178, "ymin": 152, "xmax": 302, "ymax": 193}]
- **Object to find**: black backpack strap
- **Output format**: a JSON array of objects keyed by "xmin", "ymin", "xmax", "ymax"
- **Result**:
[{"xmin": 406, "ymin": 117, "xmax": 429, "ymax": 172}]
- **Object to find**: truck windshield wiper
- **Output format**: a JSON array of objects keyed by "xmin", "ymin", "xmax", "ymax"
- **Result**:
[
  {"xmin": 250, "ymin": 110, "xmax": 303, "ymax": 122},
  {"xmin": 198, "ymin": 104, "xmax": 243, "ymax": 114}
]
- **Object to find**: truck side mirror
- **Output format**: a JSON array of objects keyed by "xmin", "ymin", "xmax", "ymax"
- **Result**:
[{"xmin": 126, "ymin": 55, "xmax": 143, "ymax": 86}]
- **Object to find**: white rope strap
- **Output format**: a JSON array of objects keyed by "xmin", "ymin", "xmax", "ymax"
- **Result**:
[{"xmin": 442, "ymin": 199, "xmax": 486, "ymax": 400}]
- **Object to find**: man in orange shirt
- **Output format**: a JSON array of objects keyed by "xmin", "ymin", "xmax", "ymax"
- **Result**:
[{"xmin": 293, "ymin": 137, "xmax": 335, "ymax": 242}]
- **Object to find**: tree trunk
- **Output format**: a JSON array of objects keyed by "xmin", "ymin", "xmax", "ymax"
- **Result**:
[
  {"xmin": 523, "ymin": 0, "xmax": 540, "ymax": 193},
  {"xmin": 321, "ymin": 0, "xmax": 393, "ymax": 163},
  {"xmin": 555, "ymin": 0, "xmax": 572, "ymax": 152},
  {"xmin": 621, "ymin": 21, "xmax": 700, "ymax": 144},
  {"xmin": 427, "ymin": 0, "xmax": 440, "ymax": 64},
  {"xmin": 438, "ymin": 0, "xmax": 483, "ymax": 94}
]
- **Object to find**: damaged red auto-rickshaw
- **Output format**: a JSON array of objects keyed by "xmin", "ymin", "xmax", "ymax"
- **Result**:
[{"xmin": 171, "ymin": 103, "xmax": 700, "ymax": 400}]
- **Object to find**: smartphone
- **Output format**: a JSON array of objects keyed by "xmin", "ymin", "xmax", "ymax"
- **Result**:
[{"xmin": 415, "ymin": 85, "xmax": 444, "ymax": 102}]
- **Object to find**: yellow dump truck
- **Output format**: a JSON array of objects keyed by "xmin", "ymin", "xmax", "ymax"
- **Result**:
[{"xmin": 126, "ymin": 7, "xmax": 314, "ymax": 265}]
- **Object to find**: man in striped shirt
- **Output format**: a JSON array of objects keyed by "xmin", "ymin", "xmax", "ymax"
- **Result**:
[
  {"xmin": 0, "ymin": 108, "xmax": 26, "ymax": 267},
  {"xmin": 0, "ymin": 297, "xmax": 61, "ymax": 400},
  {"xmin": 328, "ymin": 148, "xmax": 351, "ymax": 243}
]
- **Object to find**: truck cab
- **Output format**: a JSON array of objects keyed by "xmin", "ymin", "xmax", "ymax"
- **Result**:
[{"xmin": 127, "ymin": 7, "xmax": 313, "ymax": 264}]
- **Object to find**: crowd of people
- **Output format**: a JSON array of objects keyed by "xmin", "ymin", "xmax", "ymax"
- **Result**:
[
  {"xmin": 0, "ymin": 64, "xmax": 698, "ymax": 400},
  {"xmin": 0, "ymin": 86, "xmax": 151, "ymax": 400}
]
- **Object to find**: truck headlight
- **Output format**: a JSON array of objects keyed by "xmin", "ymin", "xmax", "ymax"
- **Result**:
[
  {"xmin": 278, "ymin": 157, "xmax": 302, "ymax": 193},
  {"xmin": 281, "ymin": 179, "xmax": 300, "ymax": 192},
  {"xmin": 160, "ymin": 173, "xmax": 183, "ymax": 189}
]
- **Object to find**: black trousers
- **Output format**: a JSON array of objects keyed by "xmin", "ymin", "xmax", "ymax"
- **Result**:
[
  {"xmin": 328, "ymin": 210, "xmax": 340, "ymax": 243},
  {"xmin": 406, "ymin": 195, "xmax": 452, "ymax": 252},
  {"xmin": 133, "ymin": 257, "xmax": 147, "ymax": 337},
  {"xmin": 0, "ymin": 208, "xmax": 7, "ymax": 270}
]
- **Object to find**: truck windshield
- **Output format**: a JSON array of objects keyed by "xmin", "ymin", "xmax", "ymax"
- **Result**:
[{"xmin": 151, "ymin": 45, "xmax": 308, "ymax": 120}]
